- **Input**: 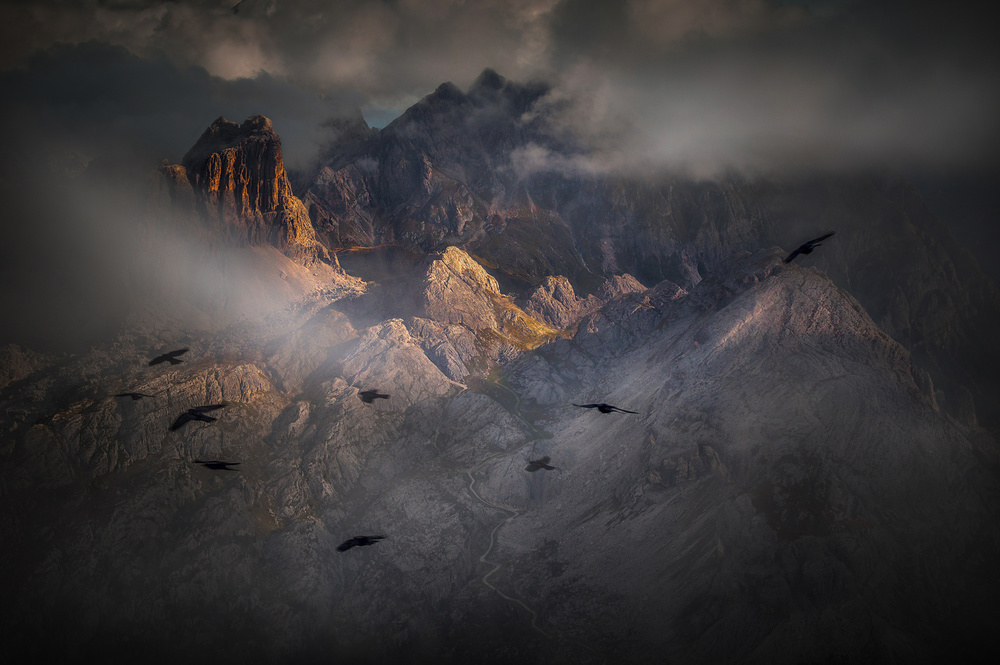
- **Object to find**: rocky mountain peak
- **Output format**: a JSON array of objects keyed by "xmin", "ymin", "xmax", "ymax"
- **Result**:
[
  {"xmin": 467, "ymin": 67, "xmax": 549, "ymax": 114},
  {"xmin": 167, "ymin": 115, "xmax": 329, "ymax": 262},
  {"xmin": 182, "ymin": 115, "xmax": 276, "ymax": 168},
  {"xmin": 524, "ymin": 275, "xmax": 597, "ymax": 330},
  {"xmin": 240, "ymin": 114, "xmax": 273, "ymax": 132},
  {"xmin": 470, "ymin": 67, "xmax": 505, "ymax": 93},
  {"xmin": 426, "ymin": 246, "xmax": 501, "ymax": 296},
  {"xmin": 433, "ymin": 80, "xmax": 465, "ymax": 101},
  {"xmin": 420, "ymin": 247, "xmax": 553, "ymax": 341}
]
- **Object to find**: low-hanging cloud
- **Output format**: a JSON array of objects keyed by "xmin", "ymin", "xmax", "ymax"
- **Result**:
[
  {"xmin": 0, "ymin": 42, "xmax": 366, "ymax": 172},
  {"xmin": 0, "ymin": 154, "xmax": 336, "ymax": 352},
  {"xmin": 519, "ymin": 0, "xmax": 1000, "ymax": 178}
]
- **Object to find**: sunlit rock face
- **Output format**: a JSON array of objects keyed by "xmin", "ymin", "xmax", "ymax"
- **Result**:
[
  {"xmin": 2, "ymin": 245, "xmax": 997, "ymax": 665},
  {"xmin": 177, "ymin": 115, "xmax": 330, "ymax": 263},
  {"xmin": 522, "ymin": 275, "xmax": 599, "ymax": 331},
  {"xmin": 337, "ymin": 246, "xmax": 561, "ymax": 376}
]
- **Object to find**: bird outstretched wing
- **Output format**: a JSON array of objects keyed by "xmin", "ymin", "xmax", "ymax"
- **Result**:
[
  {"xmin": 783, "ymin": 247, "xmax": 803, "ymax": 263},
  {"xmin": 336, "ymin": 538, "xmax": 360, "ymax": 552},
  {"xmin": 149, "ymin": 348, "xmax": 189, "ymax": 366},
  {"xmin": 337, "ymin": 535, "xmax": 386, "ymax": 551},
  {"xmin": 169, "ymin": 412, "xmax": 195, "ymax": 431},
  {"xmin": 191, "ymin": 404, "xmax": 227, "ymax": 414},
  {"xmin": 785, "ymin": 232, "xmax": 835, "ymax": 263},
  {"xmin": 194, "ymin": 460, "xmax": 240, "ymax": 471}
]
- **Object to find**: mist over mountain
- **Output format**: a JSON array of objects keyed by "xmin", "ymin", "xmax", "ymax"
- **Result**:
[{"xmin": 0, "ymin": 0, "xmax": 1000, "ymax": 648}]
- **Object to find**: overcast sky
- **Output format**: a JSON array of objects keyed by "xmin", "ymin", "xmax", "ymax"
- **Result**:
[{"xmin": 0, "ymin": 0, "xmax": 996, "ymax": 175}]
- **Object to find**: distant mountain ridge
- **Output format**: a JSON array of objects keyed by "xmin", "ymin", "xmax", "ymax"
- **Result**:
[{"xmin": 289, "ymin": 69, "xmax": 1000, "ymax": 430}]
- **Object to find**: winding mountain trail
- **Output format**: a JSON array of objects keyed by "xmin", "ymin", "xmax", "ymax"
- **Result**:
[
  {"xmin": 462, "ymin": 378, "xmax": 605, "ymax": 661},
  {"xmin": 460, "ymin": 377, "xmax": 553, "ymax": 638},
  {"xmin": 465, "ymin": 459, "xmax": 552, "ymax": 639}
]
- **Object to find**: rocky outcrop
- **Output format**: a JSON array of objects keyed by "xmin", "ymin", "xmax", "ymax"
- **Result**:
[
  {"xmin": 176, "ymin": 115, "xmax": 331, "ymax": 263},
  {"xmin": 338, "ymin": 246, "xmax": 561, "ymax": 369},
  {"xmin": 523, "ymin": 273, "xmax": 649, "ymax": 331},
  {"xmin": 418, "ymin": 247, "xmax": 562, "ymax": 369},
  {"xmin": 522, "ymin": 275, "xmax": 597, "ymax": 330},
  {"xmin": 404, "ymin": 317, "xmax": 478, "ymax": 382},
  {"xmin": 422, "ymin": 246, "xmax": 503, "ymax": 328}
]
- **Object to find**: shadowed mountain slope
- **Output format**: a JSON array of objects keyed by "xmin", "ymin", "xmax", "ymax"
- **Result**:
[{"xmin": 2, "ymin": 246, "xmax": 996, "ymax": 664}]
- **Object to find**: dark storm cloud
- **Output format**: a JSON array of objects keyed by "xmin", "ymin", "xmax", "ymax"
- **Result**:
[
  {"xmin": 527, "ymin": 0, "xmax": 1000, "ymax": 177},
  {"xmin": 0, "ymin": 42, "xmax": 364, "ymax": 170},
  {"xmin": 0, "ymin": 0, "xmax": 561, "ymax": 103}
]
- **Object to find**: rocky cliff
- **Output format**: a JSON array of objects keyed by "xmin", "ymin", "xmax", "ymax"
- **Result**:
[{"xmin": 172, "ymin": 115, "xmax": 330, "ymax": 263}]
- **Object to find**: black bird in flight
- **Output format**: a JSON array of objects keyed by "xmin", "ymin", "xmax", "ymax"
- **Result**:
[
  {"xmin": 525, "ymin": 456, "xmax": 556, "ymax": 472},
  {"xmin": 573, "ymin": 403, "xmax": 638, "ymax": 414},
  {"xmin": 337, "ymin": 535, "xmax": 386, "ymax": 552},
  {"xmin": 114, "ymin": 392, "xmax": 155, "ymax": 401},
  {"xmin": 170, "ymin": 404, "xmax": 227, "ymax": 431},
  {"xmin": 784, "ymin": 232, "xmax": 835, "ymax": 263},
  {"xmin": 149, "ymin": 348, "xmax": 189, "ymax": 366},
  {"xmin": 194, "ymin": 459, "xmax": 240, "ymax": 471},
  {"xmin": 358, "ymin": 389, "xmax": 390, "ymax": 403}
]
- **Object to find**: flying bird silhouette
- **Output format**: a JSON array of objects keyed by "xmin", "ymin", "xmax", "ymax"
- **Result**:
[
  {"xmin": 358, "ymin": 389, "xmax": 390, "ymax": 403},
  {"xmin": 784, "ymin": 232, "xmax": 835, "ymax": 263},
  {"xmin": 194, "ymin": 459, "xmax": 240, "ymax": 471},
  {"xmin": 525, "ymin": 456, "xmax": 556, "ymax": 472},
  {"xmin": 337, "ymin": 535, "xmax": 386, "ymax": 552},
  {"xmin": 170, "ymin": 404, "xmax": 227, "ymax": 431},
  {"xmin": 573, "ymin": 403, "xmax": 638, "ymax": 414},
  {"xmin": 149, "ymin": 348, "xmax": 189, "ymax": 366},
  {"xmin": 114, "ymin": 392, "xmax": 155, "ymax": 401}
]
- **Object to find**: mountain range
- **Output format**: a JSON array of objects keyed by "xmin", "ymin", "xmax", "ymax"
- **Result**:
[{"xmin": 1, "ymin": 69, "xmax": 998, "ymax": 664}]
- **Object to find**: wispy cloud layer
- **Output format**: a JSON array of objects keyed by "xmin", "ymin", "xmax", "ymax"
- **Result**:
[{"xmin": 0, "ymin": 1, "xmax": 997, "ymax": 174}]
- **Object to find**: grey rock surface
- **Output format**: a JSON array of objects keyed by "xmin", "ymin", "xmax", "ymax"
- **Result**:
[{"xmin": 2, "ymin": 247, "xmax": 997, "ymax": 665}]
